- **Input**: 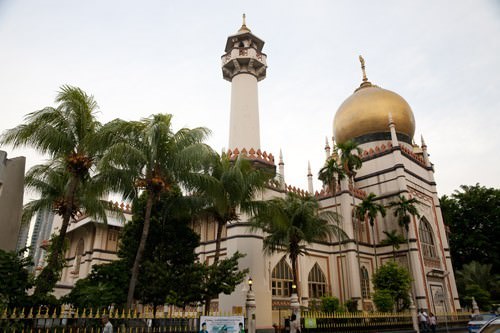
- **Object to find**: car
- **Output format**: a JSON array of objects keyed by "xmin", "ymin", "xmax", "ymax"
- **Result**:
[
  {"xmin": 468, "ymin": 314, "xmax": 498, "ymax": 333},
  {"xmin": 477, "ymin": 316, "xmax": 500, "ymax": 333}
]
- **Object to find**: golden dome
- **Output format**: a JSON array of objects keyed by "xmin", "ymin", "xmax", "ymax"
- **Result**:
[{"xmin": 333, "ymin": 57, "xmax": 415, "ymax": 144}]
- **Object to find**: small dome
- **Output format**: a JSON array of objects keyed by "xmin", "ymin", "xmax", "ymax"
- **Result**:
[{"xmin": 333, "ymin": 84, "xmax": 415, "ymax": 144}]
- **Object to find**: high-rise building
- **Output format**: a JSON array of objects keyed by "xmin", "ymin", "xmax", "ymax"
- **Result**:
[{"xmin": 0, "ymin": 150, "xmax": 26, "ymax": 252}]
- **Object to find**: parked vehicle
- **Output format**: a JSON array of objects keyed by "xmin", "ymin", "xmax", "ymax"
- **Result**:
[
  {"xmin": 477, "ymin": 316, "xmax": 500, "ymax": 333},
  {"xmin": 468, "ymin": 314, "xmax": 498, "ymax": 333}
]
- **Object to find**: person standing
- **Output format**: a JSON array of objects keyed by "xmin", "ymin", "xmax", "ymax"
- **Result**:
[
  {"xmin": 290, "ymin": 314, "xmax": 301, "ymax": 333},
  {"xmin": 418, "ymin": 309, "xmax": 428, "ymax": 333},
  {"xmin": 102, "ymin": 315, "xmax": 113, "ymax": 333},
  {"xmin": 428, "ymin": 313, "xmax": 437, "ymax": 333}
]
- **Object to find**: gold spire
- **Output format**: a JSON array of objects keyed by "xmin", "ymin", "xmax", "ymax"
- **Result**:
[
  {"xmin": 238, "ymin": 13, "xmax": 251, "ymax": 33},
  {"xmin": 356, "ymin": 55, "xmax": 373, "ymax": 91},
  {"xmin": 359, "ymin": 55, "xmax": 368, "ymax": 83}
]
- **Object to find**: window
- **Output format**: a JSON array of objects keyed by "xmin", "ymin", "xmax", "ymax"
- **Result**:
[
  {"xmin": 308, "ymin": 263, "xmax": 328, "ymax": 299},
  {"xmin": 360, "ymin": 266, "xmax": 370, "ymax": 299},
  {"xmin": 419, "ymin": 218, "xmax": 437, "ymax": 258},
  {"xmin": 271, "ymin": 257, "xmax": 293, "ymax": 297},
  {"xmin": 74, "ymin": 238, "xmax": 84, "ymax": 276}
]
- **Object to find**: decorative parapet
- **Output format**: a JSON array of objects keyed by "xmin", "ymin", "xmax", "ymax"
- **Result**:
[
  {"xmin": 361, "ymin": 142, "xmax": 393, "ymax": 160},
  {"xmin": 348, "ymin": 184, "xmax": 367, "ymax": 199},
  {"xmin": 284, "ymin": 184, "xmax": 309, "ymax": 197},
  {"xmin": 399, "ymin": 145, "xmax": 426, "ymax": 166},
  {"xmin": 227, "ymin": 148, "xmax": 275, "ymax": 165},
  {"xmin": 108, "ymin": 201, "xmax": 132, "ymax": 213}
]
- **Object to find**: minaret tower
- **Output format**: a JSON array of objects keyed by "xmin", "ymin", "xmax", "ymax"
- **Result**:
[{"xmin": 222, "ymin": 14, "xmax": 267, "ymax": 151}]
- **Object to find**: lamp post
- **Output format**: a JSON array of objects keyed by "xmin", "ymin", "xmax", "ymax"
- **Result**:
[
  {"xmin": 290, "ymin": 282, "xmax": 300, "ymax": 324},
  {"xmin": 246, "ymin": 277, "xmax": 256, "ymax": 333}
]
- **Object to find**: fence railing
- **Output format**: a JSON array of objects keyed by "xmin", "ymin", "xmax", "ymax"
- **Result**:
[
  {"xmin": 300, "ymin": 311, "xmax": 472, "ymax": 333},
  {"xmin": 0, "ymin": 307, "xmax": 241, "ymax": 333}
]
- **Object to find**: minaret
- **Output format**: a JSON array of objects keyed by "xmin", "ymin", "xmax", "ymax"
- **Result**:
[
  {"xmin": 325, "ymin": 136, "xmax": 331, "ymax": 159},
  {"xmin": 222, "ymin": 14, "xmax": 267, "ymax": 151},
  {"xmin": 307, "ymin": 161, "xmax": 314, "ymax": 194}
]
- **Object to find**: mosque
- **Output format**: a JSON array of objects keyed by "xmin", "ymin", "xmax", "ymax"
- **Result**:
[{"xmin": 51, "ymin": 16, "xmax": 460, "ymax": 330}]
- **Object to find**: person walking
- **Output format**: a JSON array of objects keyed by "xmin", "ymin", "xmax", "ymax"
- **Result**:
[
  {"xmin": 102, "ymin": 315, "xmax": 113, "ymax": 333},
  {"xmin": 290, "ymin": 314, "xmax": 301, "ymax": 333},
  {"xmin": 428, "ymin": 312, "xmax": 437, "ymax": 333}
]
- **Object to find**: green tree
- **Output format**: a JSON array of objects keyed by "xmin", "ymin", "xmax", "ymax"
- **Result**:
[
  {"xmin": 355, "ymin": 193, "xmax": 386, "ymax": 269},
  {"xmin": 388, "ymin": 195, "xmax": 420, "ymax": 233},
  {"xmin": 320, "ymin": 296, "xmax": 344, "ymax": 313},
  {"xmin": 193, "ymin": 152, "xmax": 273, "ymax": 264},
  {"xmin": 0, "ymin": 249, "xmax": 33, "ymax": 308},
  {"xmin": 63, "ymin": 260, "xmax": 129, "ymax": 309},
  {"xmin": 379, "ymin": 230, "xmax": 406, "ymax": 261},
  {"xmin": 336, "ymin": 140, "xmax": 362, "ymax": 183},
  {"xmin": 372, "ymin": 261, "xmax": 412, "ymax": 312},
  {"xmin": 388, "ymin": 195, "xmax": 420, "ymax": 280},
  {"xmin": 0, "ymin": 86, "xmax": 111, "ymax": 296},
  {"xmin": 251, "ymin": 193, "xmax": 346, "ymax": 294},
  {"xmin": 440, "ymin": 184, "xmax": 500, "ymax": 273},
  {"xmin": 455, "ymin": 261, "xmax": 500, "ymax": 310},
  {"xmin": 372, "ymin": 289, "xmax": 394, "ymax": 312},
  {"xmin": 318, "ymin": 154, "xmax": 346, "ymax": 195},
  {"xmin": 99, "ymin": 114, "xmax": 210, "ymax": 308}
]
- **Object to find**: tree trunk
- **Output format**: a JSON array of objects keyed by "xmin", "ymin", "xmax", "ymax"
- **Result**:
[
  {"xmin": 291, "ymin": 254, "xmax": 299, "ymax": 298},
  {"xmin": 204, "ymin": 219, "xmax": 225, "ymax": 315},
  {"xmin": 371, "ymin": 222, "xmax": 378, "ymax": 270},
  {"xmin": 127, "ymin": 193, "xmax": 154, "ymax": 309},
  {"xmin": 214, "ymin": 220, "xmax": 225, "ymax": 264},
  {"xmin": 34, "ymin": 176, "xmax": 79, "ymax": 296}
]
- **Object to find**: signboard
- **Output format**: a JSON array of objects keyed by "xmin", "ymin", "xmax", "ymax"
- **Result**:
[
  {"xmin": 304, "ymin": 317, "xmax": 317, "ymax": 329},
  {"xmin": 200, "ymin": 316, "xmax": 245, "ymax": 333}
]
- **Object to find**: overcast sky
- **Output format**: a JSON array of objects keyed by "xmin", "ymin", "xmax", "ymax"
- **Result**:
[{"xmin": 1, "ymin": 0, "xmax": 499, "ymax": 200}]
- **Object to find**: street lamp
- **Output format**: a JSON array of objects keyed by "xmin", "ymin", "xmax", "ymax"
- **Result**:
[{"xmin": 248, "ymin": 277, "xmax": 253, "ymax": 291}]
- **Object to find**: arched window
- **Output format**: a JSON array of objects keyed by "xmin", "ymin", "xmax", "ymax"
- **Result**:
[
  {"xmin": 419, "ymin": 218, "xmax": 437, "ymax": 258},
  {"xmin": 308, "ymin": 263, "xmax": 328, "ymax": 299},
  {"xmin": 271, "ymin": 257, "xmax": 293, "ymax": 297},
  {"xmin": 360, "ymin": 266, "xmax": 370, "ymax": 299},
  {"xmin": 74, "ymin": 238, "xmax": 85, "ymax": 276}
]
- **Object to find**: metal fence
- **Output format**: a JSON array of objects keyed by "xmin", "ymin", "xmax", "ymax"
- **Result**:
[
  {"xmin": 0, "ymin": 307, "xmax": 236, "ymax": 333},
  {"xmin": 299, "ymin": 311, "xmax": 472, "ymax": 333}
]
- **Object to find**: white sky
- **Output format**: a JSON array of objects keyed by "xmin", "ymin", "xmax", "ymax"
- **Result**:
[{"xmin": 1, "ymin": 0, "xmax": 499, "ymax": 199}]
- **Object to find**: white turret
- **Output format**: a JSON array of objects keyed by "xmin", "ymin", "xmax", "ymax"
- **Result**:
[
  {"xmin": 325, "ymin": 136, "xmax": 331, "ymax": 159},
  {"xmin": 222, "ymin": 14, "xmax": 267, "ymax": 151},
  {"xmin": 307, "ymin": 161, "xmax": 314, "ymax": 194}
]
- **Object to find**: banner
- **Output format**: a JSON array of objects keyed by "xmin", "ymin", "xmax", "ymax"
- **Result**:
[{"xmin": 199, "ymin": 315, "xmax": 245, "ymax": 333}]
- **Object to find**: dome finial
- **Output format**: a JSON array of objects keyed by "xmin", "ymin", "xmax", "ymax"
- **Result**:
[
  {"xmin": 238, "ymin": 13, "xmax": 251, "ymax": 33},
  {"xmin": 359, "ymin": 55, "xmax": 368, "ymax": 83}
]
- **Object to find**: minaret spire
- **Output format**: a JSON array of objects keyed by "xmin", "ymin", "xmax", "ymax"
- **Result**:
[
  {"xmin": 238, "ymin": 13, "xmax": 251, "ymax": 33},
  {"xmin": 359, "ymin": 55, "xmax": 368, "ymax": 83},
  {"xmin": 356, "ymin": 55, "xmax": 373, "ymax": 91},
  {"xmin": 307, "ymin": 161, "xmax": 314, "ymax": 194},
  {"xmin": 388, "ymin": 112, "xmax": 399, "ymax": 147},
  {"xmin": 223, "ymin": 16, "xmax": 267, "ymax": 152},
  {"xmin": 325, "ymin": 136, "xmax": 331, "ymax": 159}
]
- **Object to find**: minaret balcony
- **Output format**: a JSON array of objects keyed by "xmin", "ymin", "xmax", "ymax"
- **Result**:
[{"xmin": 221, "ymin": 48, "xmax": 267, "ymax": 81}]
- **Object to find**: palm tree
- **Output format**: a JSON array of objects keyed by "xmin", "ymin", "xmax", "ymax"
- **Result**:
[
  {"xmin": 337, "ymin": 139, "xmax": 364, "ymax": 307},
  {"xmin": 318, "ymin": 155, "xmax": 346, "ymax": 195},
  {"xmin": 388, "ymin": 195, "xmax": 421, "ymax": 233},
  {"xmin": 336, "ymin": 140, "xmax": 362, "ymax": 184},
  {"xmin": 388, "ymin": 195, "xmax": 420, "ymax": 283},
  {"xmin": 380, "ymin": 230, "xmax": 406, "ymax": 261},
  {"xmin": 0, "ymin": 85, "xmax": 107, "ymax": 296},
  {"xmin": 98, "ymin": 114, "xmax": 211, "ymax": 309},
  {"xmin": 355, "ymin": 193, "xmax": 386, "ymax": 269},
  {"xmin": 318, "ymin": 148, "xmax": 348, "ymax": 299},
  {"xmin": 251, "ymin": 193, "xmax": 347, "ymax": 297},
  {"xmin": 193, "ymin": 152, "xmax": 273, "ymax": 264}
]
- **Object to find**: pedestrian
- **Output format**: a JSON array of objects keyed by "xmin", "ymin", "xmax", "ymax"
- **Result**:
[
  {"xmin": 418, "ymin": 309, "xmax": 428, "ymax": 333},
  {"xmin": 290, "ymin": 314, "xmax": 301, "ymax": 333},
  {"xmin": 102, "ymin": 315, "xmax": 113, "ymax": 333},
  {"xmin": 428, "ymin": 312, "xmax": 437, "ymax": 333}
]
